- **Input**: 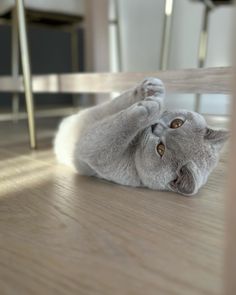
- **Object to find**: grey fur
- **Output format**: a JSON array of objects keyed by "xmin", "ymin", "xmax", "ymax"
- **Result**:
[{"xmin": 54, "ymin": 78, "xmax": 228, "ymax": 196}]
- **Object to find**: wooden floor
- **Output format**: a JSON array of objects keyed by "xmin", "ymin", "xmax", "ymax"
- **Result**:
[{"xmin": 0, "ymin": 116, "xmax": 229, "ymax": 295}]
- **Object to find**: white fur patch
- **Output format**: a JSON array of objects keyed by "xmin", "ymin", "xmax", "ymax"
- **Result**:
[{"xmin": 54, "ymin": 112, "xmax": 84, "ymax": 170}]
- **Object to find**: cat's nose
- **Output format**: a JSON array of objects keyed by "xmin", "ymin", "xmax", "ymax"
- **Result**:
[{"xmin": 152, "ymin": 122, "xmax": 166, "ymax": 136}]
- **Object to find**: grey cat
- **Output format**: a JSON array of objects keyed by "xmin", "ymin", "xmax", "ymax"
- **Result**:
[{"xmin": 54, "ymin": 78, "xmax": 228, "ymax": 196}]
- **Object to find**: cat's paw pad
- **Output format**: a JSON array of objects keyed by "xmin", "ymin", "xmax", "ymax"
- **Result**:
[{"xmin": 135, "ymin": 77, "xmax": 165, "ymax": 99}]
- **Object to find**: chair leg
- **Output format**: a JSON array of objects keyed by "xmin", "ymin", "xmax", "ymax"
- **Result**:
[
  {"xmin": 15, "ymin": 0, "xmax": 36, "ymax": 149},
  {"xmin": 70, "ymin": 25, "xmax": 80, "ymax": 107},
  {"xmin": 160, "ymin": 0, "xmax": 174, "ymax": 70},
  {"xmin": 114, "ymin": 0, "xmax": 122, "ymax": 72},
  {"xmin": 194, "ymin": 5, "xmax": 211, "ymax": 112},
  {"xmin": 11, "ymin": 6, "xmax": 20, "ymax": 122}
]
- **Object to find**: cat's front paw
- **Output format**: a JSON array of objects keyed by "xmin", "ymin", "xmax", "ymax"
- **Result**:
[
  {"xmin": 128, "ymin": 100, "xmax": 161, "ymax": 126},
  {"xmin": 134, "ymin": 77, "xmax": 165, "ymax": 100}
]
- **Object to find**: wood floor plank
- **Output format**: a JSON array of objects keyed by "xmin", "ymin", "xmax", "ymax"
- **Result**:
[{"xmin": 0, "ymin": 117, "xmax": 228, "ymax": 295}]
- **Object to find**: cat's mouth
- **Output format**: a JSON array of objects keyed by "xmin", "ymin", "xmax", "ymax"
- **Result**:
[{"xmin": 151, "ymin": 124, "xmax": 158, "ymax": 133}]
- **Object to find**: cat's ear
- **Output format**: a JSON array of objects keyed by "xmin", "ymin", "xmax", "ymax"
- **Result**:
[
  {"xmin": 204, "ymin": 128, "xmax": 229, "ymax": 151},
  {"xmin": 168, "ymin": 162, "xmax": 200, "ymax": 196}
]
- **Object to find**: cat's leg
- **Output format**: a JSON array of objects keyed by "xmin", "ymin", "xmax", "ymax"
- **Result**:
[
  {"xmin": 116, "ymin": 77, "xmax": 165, "ymax": 111},
  {"xmin": 133, "ymin": 77, "xmax": 166, "ymax": 101},
  {"xmin": 75, "ymin": 99, "xmax": 162, "ymax": 177},
  {"xmin": 110, "ymin": 77, "xmax": 166, "ymax": 111},
  {"xmin": 80, "ymin": 77, "xmax": 165, "ymax": 124}
]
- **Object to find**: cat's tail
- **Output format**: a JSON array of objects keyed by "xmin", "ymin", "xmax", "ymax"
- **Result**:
[{"xmin": 54, "ymin": 113, "xmax": 82, "ymax": 171}]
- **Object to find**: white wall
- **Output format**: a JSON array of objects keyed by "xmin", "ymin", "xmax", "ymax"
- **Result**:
[
  {"xmin": 118, "ymin": 0, "xmax": 165, "ymax": 71},
  {"xmin": 112, "ymin": 0, "xmax": 233, "ymax": 115}
]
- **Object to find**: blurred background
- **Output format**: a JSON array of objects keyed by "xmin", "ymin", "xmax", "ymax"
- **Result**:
[{"xmin": 0, "ymin": 0, "xmax": 233, "ymax": 121}]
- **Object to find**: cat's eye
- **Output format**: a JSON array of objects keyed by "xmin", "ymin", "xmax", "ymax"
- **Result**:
[
  {"xmin": 170, "ymin": 118, "xmax": 184, "ymax": 129},
  {"xmin": 156, "ymin": 143, "xmax": 165, "ymax": 157}
]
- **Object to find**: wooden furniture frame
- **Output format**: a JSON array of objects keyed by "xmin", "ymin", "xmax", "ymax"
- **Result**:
[
  {"xmin": 0, "ymin": 66, "xmax": 232, "ymax": 94},
  {"xmin": 226, "ymin": 68, "xmax": 235, "ymax": 295},
  {"xmin": 0, "ymin": 66, "xmax": 232, "ymax": 143}
]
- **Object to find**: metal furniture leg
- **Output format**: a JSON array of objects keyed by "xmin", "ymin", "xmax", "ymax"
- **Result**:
[
  {"xmin": 71, "ymin": 25, "xmax": 80, "ymax": 107},
  {"xmin": 11, "ymin": 6, "xmax": 20, "ymax": 122},
  {"xmin": 15, "ymin": 0, "xmax": 36, "ymax": 148},
  {"xmin": 114, "ymin": 0, "xmax": 122, "ymax": 71},
  {"xmin": 194, "ymin": 1, "xmax": 213, "ymax": 112},
  {"xmin": 160, "ymin": 0, "xmax": 174, "ymax": 70}
]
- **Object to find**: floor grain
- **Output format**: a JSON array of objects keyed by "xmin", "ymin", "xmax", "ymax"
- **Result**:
[{"xmin": 0, "ymin": 117, "xmax": 229, "ymax": 295}]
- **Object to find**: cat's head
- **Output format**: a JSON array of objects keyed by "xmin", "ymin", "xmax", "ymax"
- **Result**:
[{"xmin": 135, "ymin": 110, "xmax": 229, "ymax": 196}]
